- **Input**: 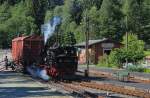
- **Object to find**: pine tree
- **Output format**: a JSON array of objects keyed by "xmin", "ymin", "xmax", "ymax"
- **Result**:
[
  {"xmin": 139, "ymin": 0, "xmax": 150, "ymax": 44},
  {"xmin": 25, "ymin": 0, "xmax": 48, "ymax": 34},
  {"xmin": 122, "ymin": 0, "xmax": 150, "ymax": 44},
  {"xmin": 63, "ymin": 32, "xmax": 76, "ymax": 46},
  {"xmin": 99, "ymin": 0, "xmax": 124, "ymax": 40}
]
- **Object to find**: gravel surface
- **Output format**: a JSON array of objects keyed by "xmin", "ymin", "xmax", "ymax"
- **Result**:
[
  {"xmin": 78, "ymin": 65, "xmax": 150, "ymax": 79},
  {"xmin": 78, "ymin": 65, "xmax": 150, "ymax": 90},
  {"xmin": 94, "ymin": 77, "xmax": 150, "ymax": 90},
  {"xmin": 0, "ymin": 71, "xmax": 73, "ymax": 98},
  {"xmin": 76, "ymin": 72, "xmax": 138, "ymax": 98}
]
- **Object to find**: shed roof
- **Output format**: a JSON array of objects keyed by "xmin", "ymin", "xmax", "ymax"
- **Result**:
[
  {"xmin": 75, "ymin": 38, "xmax": 122, "ymax": 47},
  {"xmin": 75, "ymin": 38, "xmax": 107, "ymax": 47}
]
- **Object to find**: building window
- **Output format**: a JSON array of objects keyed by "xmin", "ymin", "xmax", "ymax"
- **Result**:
[{"xmin": 103, "ymin": 49, "xmax": 111, "ymax": 55}]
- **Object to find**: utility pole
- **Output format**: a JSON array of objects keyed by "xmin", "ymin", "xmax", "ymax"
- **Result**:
[
  {"xmin": 126, "ymin": 14, "xmax": 128, "ymax": 67},
  {"xmin": 84, "ymin": 12, "xmax": 89, "ymax": 77}
]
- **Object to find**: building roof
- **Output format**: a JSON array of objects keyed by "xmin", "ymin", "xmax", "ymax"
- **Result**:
[
  {"xmin": 75, "ymin": 38, "xmax": 107, "ymax": 47},
  {"xmin": 75, "ymin": 38, "xmax": 123, "ymax": 47}
]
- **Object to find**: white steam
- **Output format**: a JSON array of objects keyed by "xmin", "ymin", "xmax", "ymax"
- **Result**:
[{"xmin": 41, "ymin": 16, "xmax": 61, "ymax": 44}]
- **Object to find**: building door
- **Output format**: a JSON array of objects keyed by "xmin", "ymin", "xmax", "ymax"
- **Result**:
[{"xmin": 103, "ymin": 49, "xmax": 111, "ymax": 55}]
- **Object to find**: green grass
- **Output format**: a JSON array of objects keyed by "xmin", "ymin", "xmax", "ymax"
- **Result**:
[
  {"xmin": 144, "ymin": 69, "xmax": 150, "ymax": 73},
  {"xmin": 144, "ymin": 50, "xmax": 150, "ymax": 56}
]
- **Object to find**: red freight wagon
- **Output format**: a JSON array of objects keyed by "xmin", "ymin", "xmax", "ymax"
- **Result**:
[{"xmin": 12, "ymin": 35, "xmax": 44, "ymax": 66}]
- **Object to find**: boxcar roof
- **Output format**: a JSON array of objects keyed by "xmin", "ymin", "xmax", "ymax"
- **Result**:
[
  {"xmin": 12, "ymin": 36, "xmax": 28, "ymax": 41},
  {"xmin": 12, "ymin": 35, "xmax": 43, "ymax": 42},
  {"xmin": 25, "ymin": 35, "xmax": 43, "ymax": 41}
]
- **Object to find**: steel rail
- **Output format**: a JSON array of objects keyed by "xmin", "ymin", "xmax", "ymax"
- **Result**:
[
  {"xmin": 78, "ymin": 81, "xmax": 150, "ymax": 98},
  {"xmin": 83, "ymin": 69, "xmax": 150, "ymax": 84}
]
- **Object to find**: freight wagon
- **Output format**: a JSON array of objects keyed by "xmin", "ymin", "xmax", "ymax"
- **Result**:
[{"xmin": 12, "ymin": 35, "xmax": 44, "ymax": 71}]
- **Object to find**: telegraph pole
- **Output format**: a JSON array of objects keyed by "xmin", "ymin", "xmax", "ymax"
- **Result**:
[
  {"xmin": 84, "ymin": 12, "xmax": 89, "ymax": 77},
  {"xmin": 126, "ymin": 14, "xmax": 128, "ymax": 67}
]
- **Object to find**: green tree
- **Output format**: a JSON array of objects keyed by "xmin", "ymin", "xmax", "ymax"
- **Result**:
[
  {"xmin": 63, "ymin": 32, "xmax": 76, "ymax": 46},
  {"xmin": 0, "ymin": 1, "xmax": 37, "ymax": 48},
  {"xmin": 122, "ymin": 0, "xmax": 150, "ymax": 44},
  {"xmin": 139, "ymin": 0, "xmax": 150, "ymax": 44},
  {"xmin": 99, "ymin": 0, "xmax": 124, "ymax": 40},
  {"xmin": 25, "ymin": 0, "xmax": 48, "ymax": 34},
  {"xmin": 122, "ymin": 33, "xmax": 145, "ymax": 62}
]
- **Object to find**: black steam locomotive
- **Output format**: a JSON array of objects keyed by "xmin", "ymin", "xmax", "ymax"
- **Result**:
[{"xmin": 44, "ymin": 45, "xmax": 78, "ymax": 78}]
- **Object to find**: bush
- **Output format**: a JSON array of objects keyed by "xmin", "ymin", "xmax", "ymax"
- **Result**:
[
  {"xmin": 144, "ymin": 51, "xmax": 150, "ymax": 56},
  {"xmin": 144, "ymin": 69, "xmax": 150, "ymax": 73},
  {"xmin": 97, "ymin": 51, "xmax": 120, "ymax": 68},
  {"xmin": 97, "ymin": 54, "xmax": 109, "ymax": 67},
  {"xmin": 126, "ymin": 65, "xmax": 145, "ymax": 72}
]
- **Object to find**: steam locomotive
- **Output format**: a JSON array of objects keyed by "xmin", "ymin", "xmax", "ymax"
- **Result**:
[
  {"xmin": 45, "ymin": 46, "xmax": 78, "ymax": 78},
  {"xmin": 12, "ymin": 35, "xmax": 78, "ymax": 79}
]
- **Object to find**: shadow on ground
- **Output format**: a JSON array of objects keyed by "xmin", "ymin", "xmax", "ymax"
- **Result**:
[
  {"xmin": 0, "ymin": 71, "xmax": 70, "ymax": 98},
  {"xmin": 0, "ymin": 87, "xmax": 66, "ymax": 98}
]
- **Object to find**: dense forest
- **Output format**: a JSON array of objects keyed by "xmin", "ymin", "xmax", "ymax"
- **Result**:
[{"xmin": 0, "ymin": 0, "xmax": 150, "ymax": 48}]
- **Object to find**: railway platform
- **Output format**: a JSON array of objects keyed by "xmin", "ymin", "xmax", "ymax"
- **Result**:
[{"xmin": 0, "ymin": 71, "xmax": 73, "ymax": 98}]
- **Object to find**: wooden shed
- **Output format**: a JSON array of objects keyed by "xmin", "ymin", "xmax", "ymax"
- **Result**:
[{"xmin": 76, "ymin": 38, "xmax": 123, "ymax": 64}]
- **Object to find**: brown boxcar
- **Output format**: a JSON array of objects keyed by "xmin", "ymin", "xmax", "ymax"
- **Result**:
[{"xmin": 12, "ymin": 35, "xmax": 44, "ymax": 66}]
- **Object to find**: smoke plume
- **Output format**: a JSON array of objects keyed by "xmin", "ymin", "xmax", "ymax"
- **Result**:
[{"xmin": 41, "ymin": 16, "xmax": 61, "ymax": 43}]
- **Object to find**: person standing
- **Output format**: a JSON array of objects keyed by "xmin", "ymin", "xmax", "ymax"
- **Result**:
[{"xmin": 4, "ymin": 56, "xmax": 8, "ymax": 70}]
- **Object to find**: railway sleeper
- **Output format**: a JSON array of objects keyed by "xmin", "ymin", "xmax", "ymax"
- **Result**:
[
  {"xmin": 72, "ymin": 91, "xmax": 86, "ymax": 98},
  {"xmin": 144, "ymin": 94, "xmax": 150, "ymax": 98},
  {"xmin": 133, "ymin": 91, "xmax": 142, "ymax": 97},
  {"xmin": 111, "ymin": 87, "xmax": 117, "ymax": 92},
  {"xmin": 79, "ymin": 82, "xmax": 150, "ymax": 98},
  {"xmin": 84, "ymin": 91, "xmax": 99, "ymax": 98}
]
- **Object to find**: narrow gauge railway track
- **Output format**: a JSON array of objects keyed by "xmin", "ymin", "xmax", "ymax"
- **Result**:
[
  {"xmin": 36, "ymin": 79, "xmax": 105, "ymax": 98},
  {"xmin": 54, "ymin": 82, "xmax": 105, "ymax": 98},
  {"xmin": 82, "ymin": 70, "xmax": 150, "ymax": 84},
  {"xmin": 48, "ymin": 80, "xmax": 150, "ymax": 98},
  {"xmin": 28, "ymin": 68, "xmax": 150, "ymax": 98},
  {"xmin": 35, "ymin": 77, "xmax": 150, "ymax": 98},
  {"xmin": 76, "ymin": 81, "xmax": 150, "ymax": 98}
]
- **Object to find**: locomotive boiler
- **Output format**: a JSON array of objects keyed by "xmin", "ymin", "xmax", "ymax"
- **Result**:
[{"xmin": 45, "ymin": 46, "xmax": 78, "ymax": 78}]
